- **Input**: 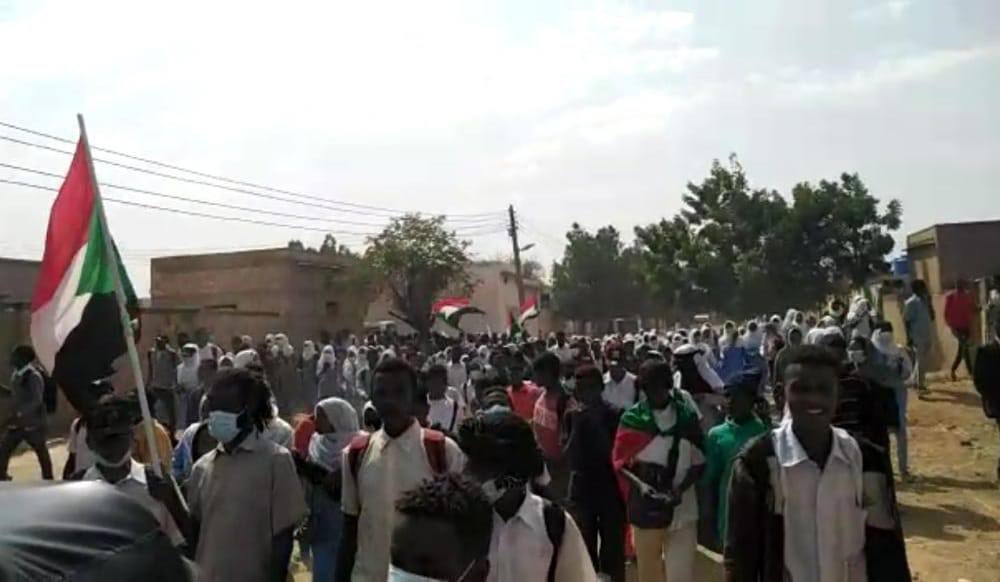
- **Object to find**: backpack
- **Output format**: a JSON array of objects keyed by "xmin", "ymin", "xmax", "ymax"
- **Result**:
[
  {"xmin": 347, "ymin": 428, "xmax": 448, "ymax": 509},
  {"xmin": 35, "ymin": 366, "xmax": 58, "ymax": 414},
  {"xmin": 542, "ymin": 499, "xmax": 566, "ymax": 582}
]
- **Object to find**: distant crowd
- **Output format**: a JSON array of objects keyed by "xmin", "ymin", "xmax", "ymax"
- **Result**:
[{"xmin": 2, "ymin": 278, "xmax": 999, "ymax": 582}]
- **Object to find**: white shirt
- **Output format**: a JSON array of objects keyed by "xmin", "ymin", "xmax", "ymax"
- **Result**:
[
  {"xmin": 84, "ymin": 460, "xmax": 184, "ymax": 545},
  {"xmin": 634, "ymin": 389, "xmax": 704, "ymax": 530},
  {"xmin": 427, "ymin": 395, "xmax": 465, "ymax": 432},
  {"xmin": 602, "ymin": 371, "xmax": 637, "ymax": 410},
  {"xmin": 446, "ymin": 361, "xmax": 468, "ymax": 391},
  {"xmin": 773, "ymin": 420, "xmax": 866, "ymax": 582},
  {"xmin": 550, "ymin": 344, "xmax": 574, "ymax": 364},
  {"xmin": 341, "ymin": 421, "xmax": 466, "ymax": 582},
  {"xmin": 262, "ymin": 416, "xmax": 294, "ymax": 449},
  {"xmin": 487, "ymin": 491, "xmax": 597, "ymax": 582}
]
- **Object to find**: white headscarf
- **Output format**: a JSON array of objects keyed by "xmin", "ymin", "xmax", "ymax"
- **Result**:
[
  {"xmin": 302, "ymin": 340, "xmax": 317, "ymax": 361},
  {"xmin": 317, "ymin": 345, "xmax": 336, "ymax": 376},
  {"xmin": 233, "ymin": 348, "xmax": 260, "ymax": 369},
  {"xmin": 275, "ymin": 333, "xmax": 294, "ymax": 357},
  {"xmin": 847, "ymin": 296, "xmax": 874, "ymax": 339},
  {"xmin": 309, "ymin": 397, "xmax": 360, "ymax": 471},
  {"xmin": 177, "ymin": 343, "xmax": 200, "ymax": 388}
]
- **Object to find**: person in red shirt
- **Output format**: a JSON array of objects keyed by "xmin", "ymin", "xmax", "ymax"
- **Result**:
[
  {"xmin": 531, "ymin": 351, "xmax": 571, "ymax": 501},
  {"xmin": 506, "ymin": 348, "xmax": 542, "ymax": 421},
  {"xmin": 945, "ymin": 279, "xmax": 977, "ymax": 381}
]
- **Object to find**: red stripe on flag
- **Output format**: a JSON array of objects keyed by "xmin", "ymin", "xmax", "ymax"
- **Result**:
[
  {"xmin": 432, "ymin": 296, "xmax": 470, "ymax": 313},
  {"xmin": 520, "ymin": 295, "xmax": 537, "ymax": 314},
  {"xmin": 31, "ymin": 139, "xmax": 95, "ymax": 310}
]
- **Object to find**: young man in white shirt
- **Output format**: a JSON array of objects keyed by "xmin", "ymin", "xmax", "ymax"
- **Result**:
[
  {"xmin": 426, "ymin": 364, "xmax": 466, "ymax": 433},
  {"xmin": 725, "ymin": 345, "xmax": 910, "ymax": 582},
  {"xmin": 459, "ymin": 407, "xmax": 597, "ymax": 582},
  {"xmin": 602, "ymin": 355, "xmax": 637, "ymax": 413},
  {"xmin": 337, "ymin": 358, "xmax": 466, "ymax": 582}
]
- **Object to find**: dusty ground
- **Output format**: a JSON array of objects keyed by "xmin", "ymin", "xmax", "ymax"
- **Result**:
[{"xmin": 8, "ymin": 380, "xmax": 999, "ymax": 581}]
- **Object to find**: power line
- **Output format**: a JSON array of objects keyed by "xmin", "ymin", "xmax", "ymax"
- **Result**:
[
  {"xmin": 2, "ymin": 134, "xmax": 504, "ymax": 226},
  {"xmin": 0, "ymin": 161, "xmax": 504, "ymax": 235},
  {"xmin": 0, "ymin": 120, "xmax": 504, "ymax": 220},
  {"xmin": 0, "ymin": 178, "xmax": 508, "ymax": 239}
]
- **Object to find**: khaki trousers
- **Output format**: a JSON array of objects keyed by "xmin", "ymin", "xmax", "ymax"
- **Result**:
[{"xmin": 632, "ymin": 523, "xmax": 697, "ymax": 582}]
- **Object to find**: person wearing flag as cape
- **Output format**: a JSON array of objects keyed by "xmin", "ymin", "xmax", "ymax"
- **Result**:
[{"xmin": 612, "ymin": 360, "xmax": 705, "ymax": 582}]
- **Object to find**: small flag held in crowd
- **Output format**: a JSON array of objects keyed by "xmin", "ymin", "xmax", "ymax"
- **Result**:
[
  {"xmin": 432, "ymin": 296, "xmax": 484, "ymax": 329},
  {"xmin": 518, "ymin": 295, "xmax": 540, "ymax": 325},
  {"xmin": 30, "ymin": 126, "xmax": 139, "ymax": 411}
]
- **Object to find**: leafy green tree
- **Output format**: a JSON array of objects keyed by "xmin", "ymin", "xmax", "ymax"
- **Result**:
[
  {"xmin": 364, "ymin": 215, "xmax": 471, "ymax": 344},
  {"xmin": 635, "ymin": 155, "xmax": 901, "ymax": 318},
  {"xmin": 551, "ymin": 224, "xmax": 648, "ymax": 325}
]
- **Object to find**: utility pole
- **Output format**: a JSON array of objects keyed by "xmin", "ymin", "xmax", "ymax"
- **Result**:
[{"xmin": 508, "ymin": 204, "xmax": 526, "ymax": 307}]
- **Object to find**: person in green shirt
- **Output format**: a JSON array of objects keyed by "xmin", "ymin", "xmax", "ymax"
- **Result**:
[{"xmin": 702, "ymin": 374, "xmax": 768, "ymax": 547}]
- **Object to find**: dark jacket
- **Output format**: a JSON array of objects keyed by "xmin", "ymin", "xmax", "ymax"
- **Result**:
[
  {"xmin": 973, "ymin": 341, "xmax": 1000, "ymax": 419},
  {"xmin": 564, "ymin": 401, "xmax": 620, "ymax": 501},
  {"xmin": 724, "ymin": 431, "xmax": 911, "ymax": 582},
  {"xmin": 9, "ymin": 365, "xmax": 46, "ymax": 430}
]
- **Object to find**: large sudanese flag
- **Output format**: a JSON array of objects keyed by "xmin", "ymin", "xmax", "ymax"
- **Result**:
[
  {"xmin": 432, "ymin": 297, "xmax": 483, "ymax": 329},
  {"xmin": 30, "ymin": 137, "xmax": 139, "ymax": 411}
]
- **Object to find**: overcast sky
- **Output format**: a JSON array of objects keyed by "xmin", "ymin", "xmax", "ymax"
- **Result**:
[{"xmin": 2, "ymin": 0, "xmax": 999, "ymax": 296}]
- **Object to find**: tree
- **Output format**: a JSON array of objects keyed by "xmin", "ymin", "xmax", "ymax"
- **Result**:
[
  {"xmin": 364, "ymin": 214, "xmax": 471, "ymax": 344},
  {"xmin": 635, "ymin": 155, "xmax": 901, "ymax": 318},
  {"xmin": 521, "ymin": 259, "xmax": 545, "ymax": 282},
  {"xmin": 551, "ymin": 224, "xmax": 648, "ymax": 325}
]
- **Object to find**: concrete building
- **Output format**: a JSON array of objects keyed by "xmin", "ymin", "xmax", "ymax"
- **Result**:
[
  {"xmin": 366, "ymin": 261, "xmax": 555, "ymax": 337},
  {"xmin": 0, "ymin": 257, "xmax": 40, "ymax": 305},
  {"xmin": 881, "ymin": 220, "xmax": 1000, "ymax": 376},
  {"xmin": 151, "ymin": 247, "xmax": 370, "ymax": 345}
]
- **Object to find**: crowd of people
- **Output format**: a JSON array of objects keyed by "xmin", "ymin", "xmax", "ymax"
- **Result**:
[{"xmin": 3, "ymin": 277, "xmax": 1000, "ymax": 582}]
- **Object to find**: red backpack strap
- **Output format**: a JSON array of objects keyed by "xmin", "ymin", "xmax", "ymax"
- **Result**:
[
  {"xmin": 422, "ymin": 429, "xmax": 448, "ymax": 475},
  {"xmin": 347, "ymin": 432, "xmax": 371, "ymax": 482}
]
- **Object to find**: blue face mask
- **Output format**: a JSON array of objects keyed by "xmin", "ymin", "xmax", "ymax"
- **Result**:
[{"xmin": 207, "ymin": 410, "xmax": 244, "ymax": 443}]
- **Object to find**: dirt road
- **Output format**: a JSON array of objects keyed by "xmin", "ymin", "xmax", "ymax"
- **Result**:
[{"xmin": 9, "ymin": 380, "xmax": 999, "ymax": 581}]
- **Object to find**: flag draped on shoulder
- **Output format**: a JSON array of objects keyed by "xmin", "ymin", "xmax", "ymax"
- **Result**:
[
  {"xmin": 30, "ymin": 137, "xmax": 138, "ymax": 409},
  {"xmin": 432, "ymin": 297, "xmax": 483, "ymax": 329},
  {"xmin": 611, "ymin": 396, "xmax": 700, "ymax": 501},
  {"xmin": 518, "ymin": 295, "xmax": 540, "ymax": 326}
]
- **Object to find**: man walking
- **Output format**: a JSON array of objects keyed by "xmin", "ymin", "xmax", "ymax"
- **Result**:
[
  {"xmin": 904, "ymin": 279, "xmax": 934, "ymax": 394},
  {"xmin": 0, "ymin": 345, "xmax": 52, "ymax": 480},
  {"xmin": 945, "ymin": 279, "xmax": 976, "ymax": 381}
]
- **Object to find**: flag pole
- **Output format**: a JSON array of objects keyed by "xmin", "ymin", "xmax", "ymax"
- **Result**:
[{"xmin": 76, "ymin": 114, "xmax": 163, "ymax": 477}]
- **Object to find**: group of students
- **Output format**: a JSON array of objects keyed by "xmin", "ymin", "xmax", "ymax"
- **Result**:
[{"xmin": 6, "ymin": 277, "xmax": 1000, "ymax": 581}]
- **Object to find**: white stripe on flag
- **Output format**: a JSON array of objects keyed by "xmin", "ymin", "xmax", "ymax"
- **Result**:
[{"xmin": 30, "ymin": 244, "xmax": 92, "ymax": 371}]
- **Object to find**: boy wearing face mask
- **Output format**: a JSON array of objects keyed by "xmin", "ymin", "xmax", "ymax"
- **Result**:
[
  {"xmin": 458, "ymin": 408, "xmax": 596, "ymax": 582},
  {"xmin": 186, "ymin": 367, "xmax": 306, "ymax": 582},
  {"xmin": 83, "ymin": 393, "xmax": 188, "ymax": 548},
  {"xmin": 389, "ymin": 473, "xmax": 494, "ymax": 582}
]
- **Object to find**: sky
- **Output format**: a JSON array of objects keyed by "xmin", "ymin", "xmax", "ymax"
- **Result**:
[{"xmin": 2, "ymin": 0, "xmax": 999, "ymax": 296}]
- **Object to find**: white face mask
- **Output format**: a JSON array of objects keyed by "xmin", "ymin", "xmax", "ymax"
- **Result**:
[
  {"xmin": 93, "ymin": 446, "xmax": 133, "ymax": 469},
  {"xmin": 388, "ymin": 565, "xmax": 446, "ymax": 582},
  {"xmin": 848, "ymin": 350, "xmax": 866, "ymax": 365},
  {"xmin": 388, "ymin": 561, "xmax": 478, "ymax": 582}
]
